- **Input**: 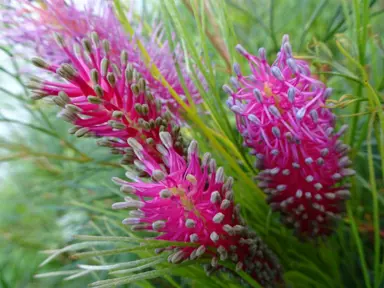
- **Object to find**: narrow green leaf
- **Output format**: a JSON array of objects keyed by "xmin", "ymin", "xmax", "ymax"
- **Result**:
[
  {"xmin": 109, "ymin": 258, "xmax": 166, "ymax": 275},
  {"xmin": 34, "ymin": 270, "xmax": 81, "ymax": 278},
  {"xmin": 78, "ymin": 256, "xmax": 165, "ymax": 271}
]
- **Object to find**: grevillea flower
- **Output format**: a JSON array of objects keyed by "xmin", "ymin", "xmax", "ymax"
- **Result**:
[
  {"xmin": 29, "ymin": 34, "xmax": 185, "ymax": 165},
  {"xmin": 224, "ymin": 35, "xmax": 354, "ymax": 238},
  {"xmin": 2, "ymin": 0, "xmax": 203, "ymax": 116},
  {"xmin": 2, "ymin": 0, "xmax": 129, "ymax": 65},
  {"xmin": 112, "ymin": 132, "xmax": 283, "ymax": 286}
]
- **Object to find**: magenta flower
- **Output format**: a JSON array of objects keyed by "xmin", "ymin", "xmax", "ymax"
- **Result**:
[
  {"xmin": 29, "ymin": 33, "xmax": 185, "ymax": 165},
  {"xmin": 112, "ymin": 132, "xmax": 283, "ymax": 286},
  {"xmin": 225, "ymin": 35, "xmax": 354, "ymax": 237},
  {"xmin": 2, "ymin": 0, "xmax": 129, "ymax": 65},
  {"xmin": 3, "ymin": 0, "xmax": 203, "ymax": 117}
]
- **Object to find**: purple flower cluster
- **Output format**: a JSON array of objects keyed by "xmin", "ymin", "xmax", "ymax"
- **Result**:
[
  {"xmin": 2, "ymin": 0, "xmax": 203, "ymax": 119},
  {"xmin": 225, "ymin": 35, "xmax": 353, "ymax": 237}
]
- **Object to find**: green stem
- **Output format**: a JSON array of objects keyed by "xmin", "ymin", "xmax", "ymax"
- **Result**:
[
  {"xmin": 299, "ymin": 0, "xmax": 328, "ymax": 49},
  {"xmin": 354, "ymin": 115, "xmax": 369, "ymax": 154},
  {"xmin": 347, "ymin": 204, "xmax": 372, "ymax": 288},
  {"xmin": 348, "ymin": 0, "xmax": 365, "ymax": 147},
  {"xmin": 269, "ymin": 0, "xmax": 279, "ymax": 51},
  {"xmin": 348, "ymin": 85, "xmax": 363, "ymax": 148},
  {"xmin": 367, "ymin": 114, "xmax": 381, "ymax": 288}
]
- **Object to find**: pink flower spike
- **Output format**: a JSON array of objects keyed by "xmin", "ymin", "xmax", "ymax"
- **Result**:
[
  {"xmin": 29, "ymin": 33, "xmax": 186, "ymax": 166},
  {"xmin": 3, "ymin": 0, "xmax": 204, "ymax": 120},
  {"xmin": 112, "ymin": 132, "xmax": 283, "ymax": 286},
  {"xmin": 226, "ymin": 35, "xmax": 354, "ymax": 238}
]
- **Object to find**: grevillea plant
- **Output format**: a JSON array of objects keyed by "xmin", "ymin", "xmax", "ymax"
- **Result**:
[
  {"xmin": 225, "ymin": 35, "xmax": 354, "ymax": 238},
  {"xmin": 5, "ymin": 0, "xmax": 384, "ymax": 287},
  {"xmin": 112, "ymin": 132, "xmax": 283, "ymax": 286},
  {"xmin": 2, "ymin": 0, "xmax": 203, "ymax": 118},
  {"xmin": 29, "ymin": 33, "xmax": 186, "ymax": 166}
]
